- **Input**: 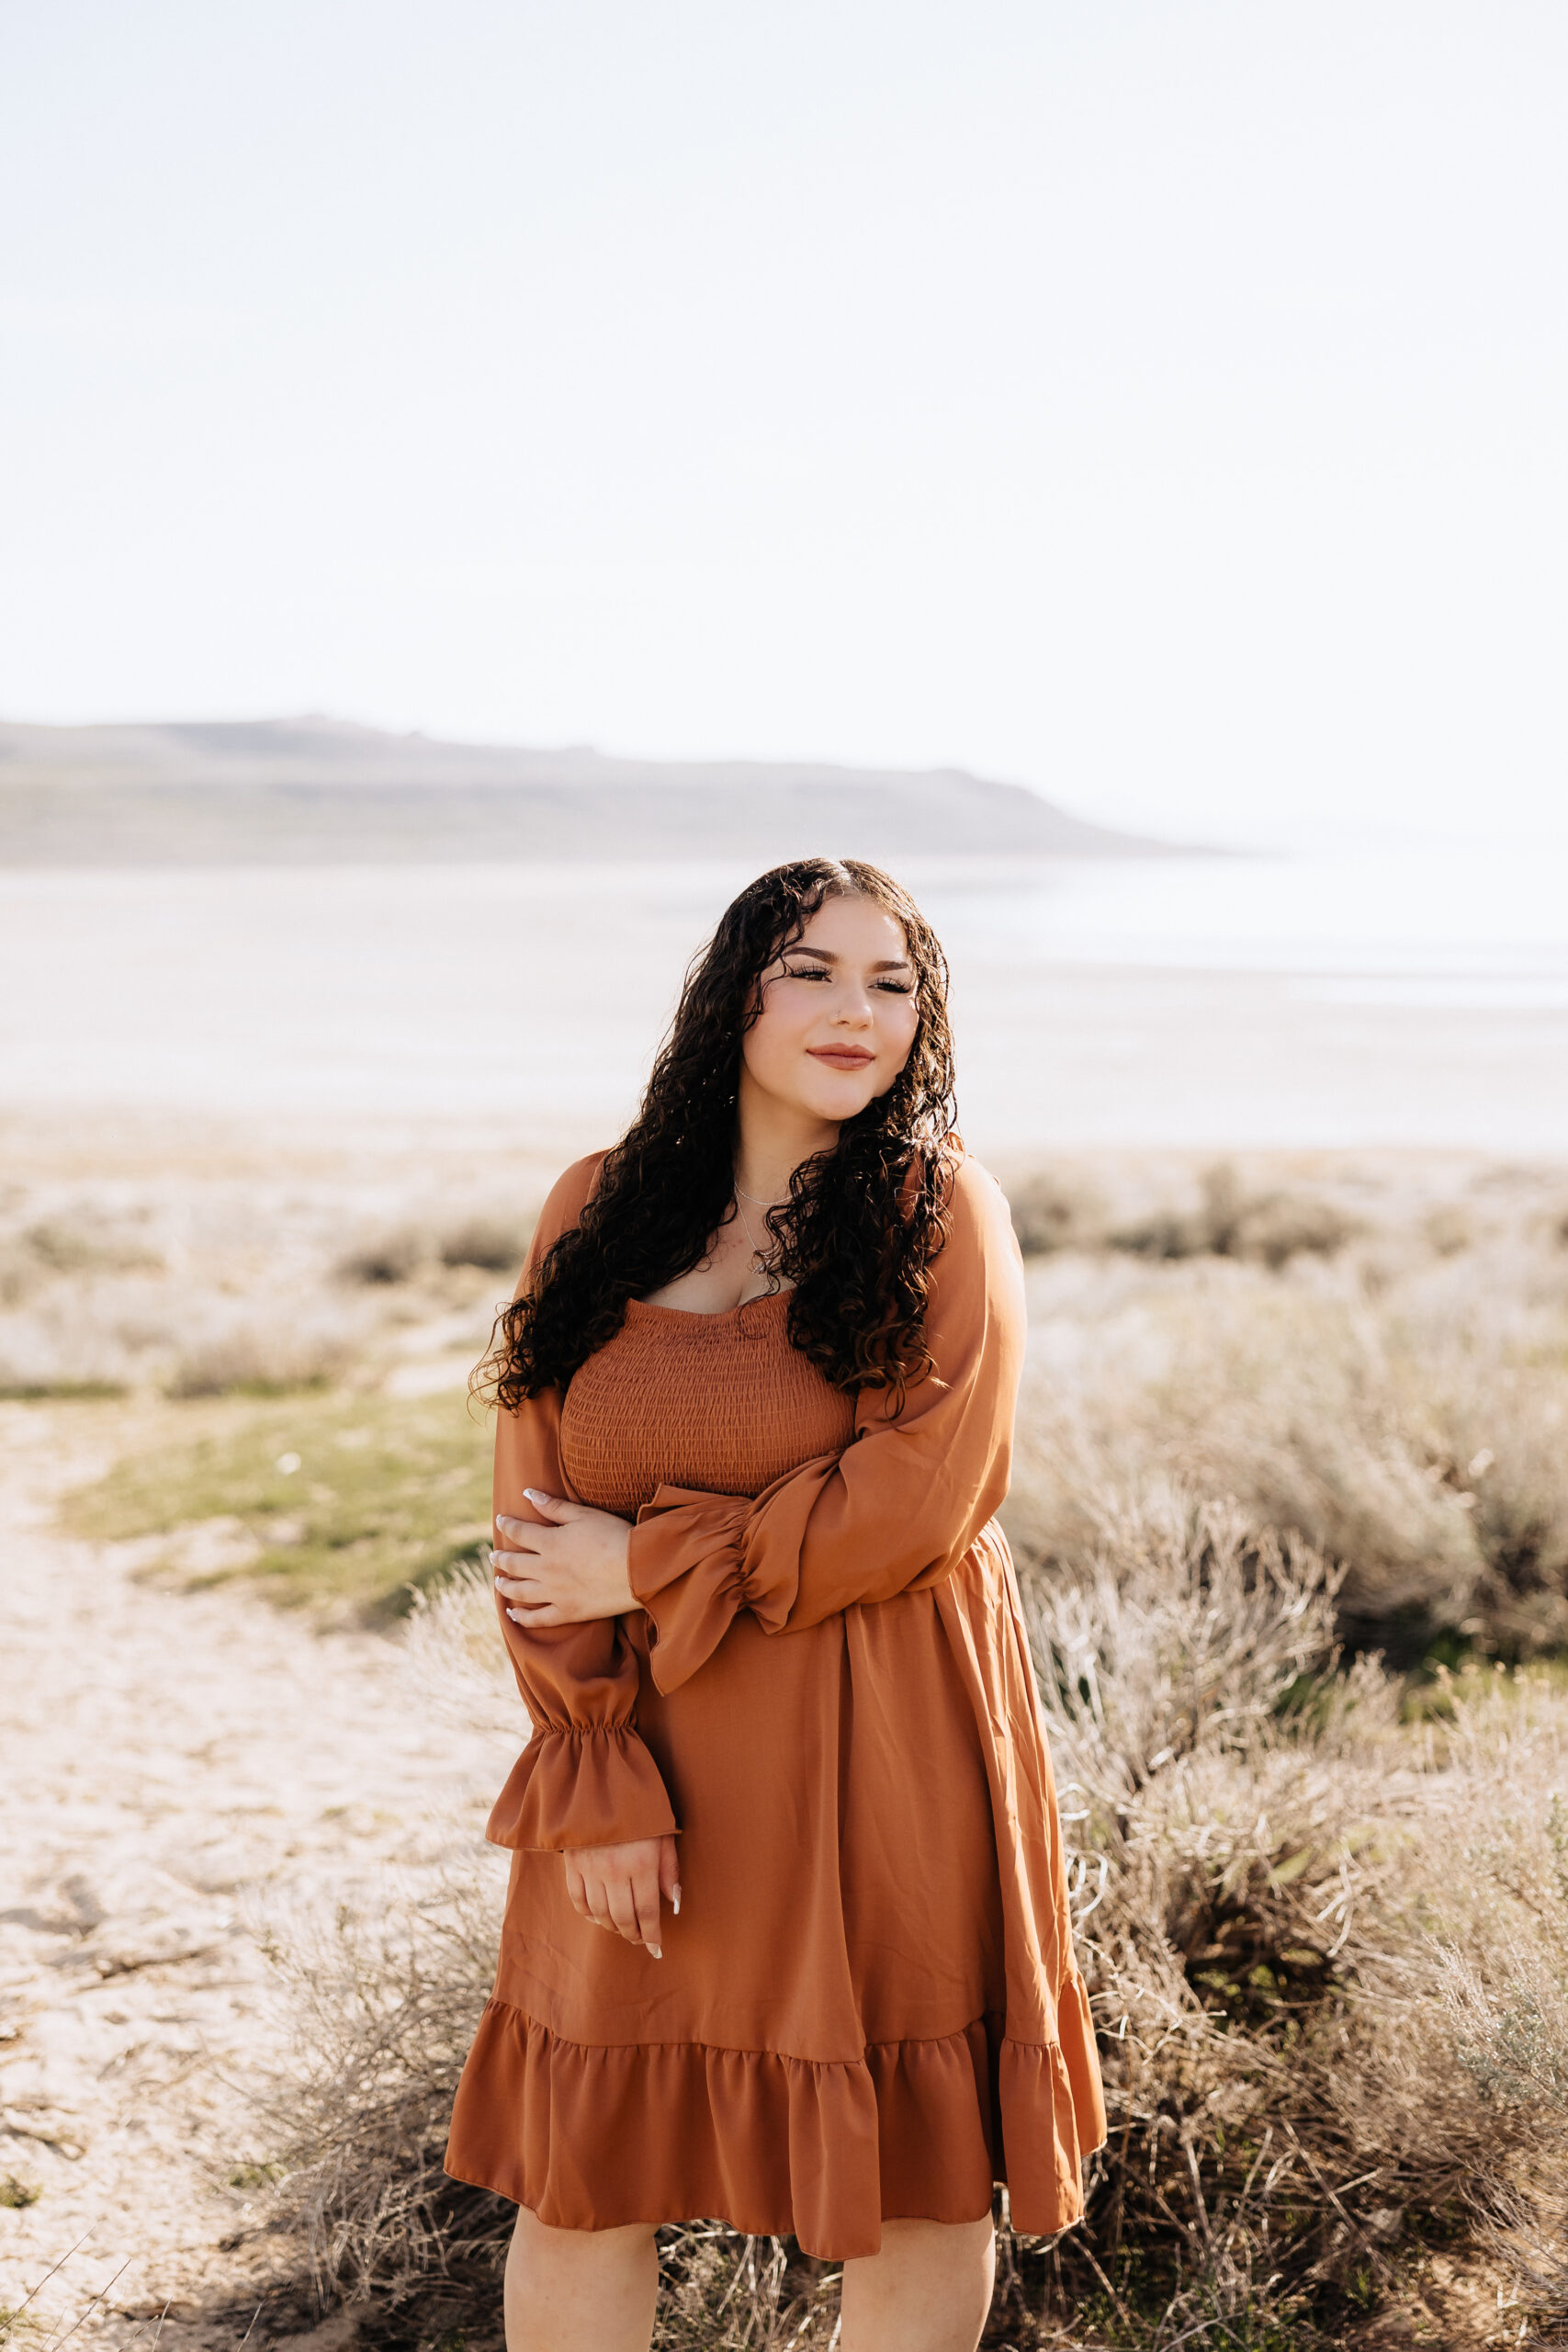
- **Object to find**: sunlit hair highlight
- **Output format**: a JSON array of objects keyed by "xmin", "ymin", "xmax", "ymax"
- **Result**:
[{"xmin": 476, "ymin": 857, "xmax": 960, "ymax": 1412}]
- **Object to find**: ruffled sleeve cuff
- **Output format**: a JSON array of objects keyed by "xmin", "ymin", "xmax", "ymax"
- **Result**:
[
  {"xmin": 484, "ymin": 1723, "xmax": 679, "ymax": 1853},
  {"xmin": 628, "ymin": 1484, "xmax": 784, "ymax": 1692}
]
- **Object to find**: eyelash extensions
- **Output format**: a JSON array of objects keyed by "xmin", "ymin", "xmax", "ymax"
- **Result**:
[{"xmin": 784, "ymin": 967, "xmax": 914, "ymax": 994}]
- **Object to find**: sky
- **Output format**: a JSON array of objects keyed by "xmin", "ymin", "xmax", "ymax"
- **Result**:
[{"xmin": 2, "ymin": 0, "xmax": 1565, "ymax": 849}]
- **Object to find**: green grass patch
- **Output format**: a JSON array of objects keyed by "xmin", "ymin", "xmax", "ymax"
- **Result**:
[
  {"xmin": 227, "ymin": 2160, "xmax": 288, "ymax": 2190},
  {"xmin": 61, "ymin": 1386, "xmax": 495, "ymax": 1614}
]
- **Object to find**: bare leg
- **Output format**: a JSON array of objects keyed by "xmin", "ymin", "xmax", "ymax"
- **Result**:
[
  {"xmin": 503, "ymin": 2204, "xmax": 659, "ymax": 2352},
  {"xmin": 840, "ymin": 2215, "xmax": 997, "ymax": 2352}
]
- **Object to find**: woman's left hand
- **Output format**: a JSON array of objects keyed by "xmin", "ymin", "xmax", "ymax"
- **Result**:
[{"xmin": 491, "ymin": 1489, "xmax": 637, "ymax": 1626}]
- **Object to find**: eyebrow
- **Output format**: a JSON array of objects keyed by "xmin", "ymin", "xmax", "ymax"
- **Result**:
[{"xmin": 786, "ymin": 945, "xmax": 914, "ymax": 971}]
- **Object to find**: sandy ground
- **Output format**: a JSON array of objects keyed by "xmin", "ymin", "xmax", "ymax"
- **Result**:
[{"xmin": 0, "ymin": 1400, "xmax": 515, "ymax": 2348}]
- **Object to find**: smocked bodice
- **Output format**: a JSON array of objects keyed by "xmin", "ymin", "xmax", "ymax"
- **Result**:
[{"xmin": 558, "ymin": 1290, "xmax": 857, "ymax": 1519}]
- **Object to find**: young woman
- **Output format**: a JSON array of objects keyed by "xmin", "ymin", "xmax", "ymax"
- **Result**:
[{"xmin": 445, "ymin": 858, "xmax": 1107, "ymax": 2352}]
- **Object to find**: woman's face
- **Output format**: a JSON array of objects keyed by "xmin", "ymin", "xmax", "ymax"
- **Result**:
[{"xmin": 740, "ymin": 891, "xmax": 922, "ymax": 1127}]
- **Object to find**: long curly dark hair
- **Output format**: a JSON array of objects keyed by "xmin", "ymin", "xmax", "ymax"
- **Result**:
[{"xmin": 479, "ymin": 857, "xmax": 961, "ymax": 1412}]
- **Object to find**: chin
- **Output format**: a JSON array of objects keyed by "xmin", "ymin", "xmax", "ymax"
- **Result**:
[{"xmin": 797, "ymin": 1073, "xmax": 880, "ymax": 1121}]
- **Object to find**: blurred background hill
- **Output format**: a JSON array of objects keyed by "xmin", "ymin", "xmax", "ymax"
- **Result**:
[{"xmin": 0, "ymin": 715, "xmax": 1171, "ymax": 863}]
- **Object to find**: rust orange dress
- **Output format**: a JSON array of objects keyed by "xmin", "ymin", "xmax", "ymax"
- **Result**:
[{"xmin": 444, "ymin": 1148, "xmax": 1107, "ymax": 2260}]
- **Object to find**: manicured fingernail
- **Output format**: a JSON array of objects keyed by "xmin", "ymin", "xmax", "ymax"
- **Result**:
[
  {"xmin": 506, "ymin": 1609, "xmax": 521, "ymax": 1623},
  {"xmin": 672, "ymin": 1885, "xmax": 682, "ymax": 1915},
  {"xmin": 649, "ymin": 1945, "xmax": 662, "ymax": 1960},
  {"xmin": 524, "ymin": 1488, "xmax": 546, "ymax": 1505}
]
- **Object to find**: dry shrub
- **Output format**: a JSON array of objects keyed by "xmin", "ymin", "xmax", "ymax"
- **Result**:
[
  {"xmin": 650, "ymin": 2233, "xmax": 843, "ymax": 2348},
  {"xmin": 335, "ymin": 1227, "xmax": 429, "ymax": 1286},
  {"xmin": 19, "ymin": 1210, "xmax": 164, "ymax": 1276},
  {"xmin": 254, "ymin": 1581, "xmax": 519, "ymax": 2290},
  {"xmin": 333, "ymin": 1212, "xmax": 529, "ymax": 1286},
  {"xmin": 1008, "ymin": 1170, "xmax": 1108, "ymax": 1257},
  {"xmin": 0, "ymin": 1208, "xmax": 175, "ymax": 1390},
  {"xmin": 255, "ymin": 1872, "xmax": 509, "ymax": 2306},
  {"xmin": 1026, "ymin": 1492, "xmax": 1349, "ymax": 1781},
  {"xmin": 1107, "ymin": 1164, "xmax": 1356, "ymax": 1272},
  {"xmin": 0, "ymin": 1176, "xmax": 536, "ymax": 1398},
  {"xmin": 1009, "ymin": 1268, "xmax": 1484, "ymax": 1658},
  {"xmin": 1427, "ymin": 1368, "xmax": 1568, "ymax": 1658},
  {"xmin": 164, "ymin": 1314, "xmax": 355, "ymax": 1397},
  {"xmin": 400, "ymin": 1564, "xmax": 520, "ymax": 1742},
  {"xmin": 0, "ymin": 1235, "xmax": 49, "ymax": 1308},
  {"xmin": 250, "ymin": 1580, "xmax": 523, "ymax": 2298},
  {"xmin": 1009, "ymin": 1175, "xmax": 1568, "ymax": 1667},
  {"xmin": 1422, "ymin": 1204, "xmax": 1473, "ymax": 1259},
  {"xmin": 1427, "ymin": 1675, "xmax": 1568, "ymax": 2331},
  {"xmin": 0, "ymin": 1312, "xmax": 134, "ymax": 1396},
  {"xmin": 437, "ymin": 1215, "xmax": 531, "ymax": 1274},
  {"xmin": 0, "ymin": 1211, "xmax": 163, "ymax": 1340},
  {"xmin": 1018, "ymin": 1503, "xmax": 1562, "ymax": 2339},
  {"xmin": 1387, "ymin": 1246, "xmax": 1568, "ymax": 1661}
]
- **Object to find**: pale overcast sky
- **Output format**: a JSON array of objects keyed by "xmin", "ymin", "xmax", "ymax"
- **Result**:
[{"xmin": 2, "ymin": 1, "xmax": 1564, "ymax": 845}]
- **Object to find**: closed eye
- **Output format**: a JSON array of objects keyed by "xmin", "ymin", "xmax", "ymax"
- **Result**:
[{"xmin": 784, "ymin": 966, "xmax": 913, "ymax": 994}]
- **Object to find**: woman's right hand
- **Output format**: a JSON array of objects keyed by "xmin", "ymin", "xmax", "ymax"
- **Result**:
[{"xmin": 563, "ymin": 1834, "xmax": 681, "ymax": 1957}]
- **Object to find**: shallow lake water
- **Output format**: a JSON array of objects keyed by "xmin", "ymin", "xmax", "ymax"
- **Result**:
[{"xmin": 5, "ymin": 845, "xmax": 1566, "ymax": 1152}]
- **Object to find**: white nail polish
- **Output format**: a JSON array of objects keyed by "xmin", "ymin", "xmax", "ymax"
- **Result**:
[
  {"xmin": 672, "ymin": 1886, "xmax": 682, "ymax": 1915},
  {"xmin": 649, "ymin": 1945, "xmax": 662, "ymax": 1960}
]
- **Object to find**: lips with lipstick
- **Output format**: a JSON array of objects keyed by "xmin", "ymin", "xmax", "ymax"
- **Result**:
[{"xmin": 807, "ymin": 1046, "xmax": 876, "ymax": 1069}]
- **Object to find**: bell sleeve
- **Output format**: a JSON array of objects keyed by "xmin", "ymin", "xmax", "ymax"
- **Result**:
[
  {"xmin": 482, "ymin": 1152, "xmax": 680, "ymax": 1856},
  {"xmin": 626, "ymin": 1154, "xmax": 1027, "ymax": 1693}
]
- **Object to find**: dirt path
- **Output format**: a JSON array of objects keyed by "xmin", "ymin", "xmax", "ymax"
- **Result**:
[{"xmin": 0, "ymin": 1404, "xmax": 515, "ymax": 2349}]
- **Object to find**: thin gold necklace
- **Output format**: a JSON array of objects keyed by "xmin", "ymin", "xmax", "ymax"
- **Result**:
[
  {"xmin": 731, "ymin": 1180, "xmax": 790, "ymax": 1268},
  {"xmin": 732, "ymin": 1190, "xmax": 773, "ymax": 1267}
]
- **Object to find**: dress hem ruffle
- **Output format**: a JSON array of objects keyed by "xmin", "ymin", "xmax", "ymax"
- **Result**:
[{"xmin": 443, "ymin": 1980, "xmax": 1102, "ymax": 2260}]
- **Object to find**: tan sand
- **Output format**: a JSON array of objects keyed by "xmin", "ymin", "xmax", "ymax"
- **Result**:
[{"xmin": 0, "ymin": 1401, "xmax": 514, "ymax": 2348}]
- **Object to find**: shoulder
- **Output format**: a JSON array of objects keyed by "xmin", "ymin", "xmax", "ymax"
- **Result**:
[
  {"xmin": 925, "ymin": 1150, "xmax": 1026, "ymax": 1338},
  {"xmin": 941, "ymin": 1149, "xmax": 1021, "ymax": 1263},
  {"xmin": 513, "ymin": 1149, "xmax": 613, "ymax": 1294},
  {"xmin": 533, "ymin": 1148, "xmax": 613, "ymax": 1248}
]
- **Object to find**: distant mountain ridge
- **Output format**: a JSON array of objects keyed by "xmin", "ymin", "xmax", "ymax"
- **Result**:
[{"xmin": 0, "ymin": 716, "xmax": 1178, "ymax": 865}]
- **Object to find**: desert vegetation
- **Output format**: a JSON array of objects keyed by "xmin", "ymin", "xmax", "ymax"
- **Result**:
[
  {"xmin": 0, "ymin": 1170, "xmax": 530, "ymax": 1407},
  {"xmin": 11, "ymin": 1147, "xmax": 1568, "ymax": 2347}
]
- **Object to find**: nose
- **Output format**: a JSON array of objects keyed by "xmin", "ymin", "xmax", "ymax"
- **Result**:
[{"xmin": 831, "ymin": 982, "xmax": 874, "ymax": 1027}]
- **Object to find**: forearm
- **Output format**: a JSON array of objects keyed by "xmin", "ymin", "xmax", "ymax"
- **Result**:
[
  {"xmin": 491, "ymin": 1411, "xmax": 674, "ymax": 1850},
  {"xmin": 627, "ymin": 1420, "xmax": 1009, "ymax": 1684}
]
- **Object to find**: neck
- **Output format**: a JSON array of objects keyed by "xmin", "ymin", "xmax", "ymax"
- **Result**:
[{"xmin": 732, "ymin": 1069, "xmax": 839, "ymax": 1204}]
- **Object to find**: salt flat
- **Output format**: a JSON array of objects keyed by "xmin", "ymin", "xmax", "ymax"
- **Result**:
[{"xmin": 5, "ymin": 853, "xmax": 1567, "ymax": 1153}]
